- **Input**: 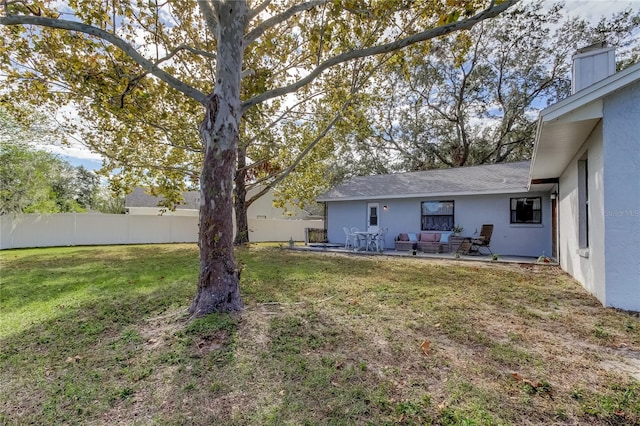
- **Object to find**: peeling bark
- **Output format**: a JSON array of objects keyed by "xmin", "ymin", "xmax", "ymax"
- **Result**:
[
  {"xmin": 189, "ymin": 0, "xmax": 246, "ymax": 316},
  {"xmin": 190, "ymin": 94, "xmax": 243, "ymax": 316}
]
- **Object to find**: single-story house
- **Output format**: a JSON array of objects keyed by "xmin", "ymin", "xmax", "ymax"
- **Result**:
[
  {"xmin": 318, "ymin": 161, "xmax": 553, "ymax": 258},
  {"xmin": 318, "ymin": 45, "xmax": 639, "ymax": 311}
]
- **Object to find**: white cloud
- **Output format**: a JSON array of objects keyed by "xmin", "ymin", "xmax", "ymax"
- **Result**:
[{"xmin": 45, "ymin": 143, "xmax": 103, "ymax": 161}]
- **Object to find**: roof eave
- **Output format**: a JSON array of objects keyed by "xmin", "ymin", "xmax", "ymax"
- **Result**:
[
  {"xmin": 318, "ymin": 187, "xmax": 531, "ymax": 202},
  {"xmin": 529, "ymin": 62, "xmax": 640, "ymax": 182}
]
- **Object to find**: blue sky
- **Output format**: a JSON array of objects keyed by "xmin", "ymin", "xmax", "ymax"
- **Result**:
[{"xmin": 64, "ymin": 156, "xmax": 103, "ymax": 170}]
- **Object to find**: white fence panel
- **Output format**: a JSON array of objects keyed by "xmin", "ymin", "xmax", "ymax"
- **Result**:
[
  {"xmin": 74, "ymin": 214, "xmax": 130, "ymax": 245},
  {"xmin": 0, "ymin": 213, "xmax": 323, "ymax": 250},
  {"xmin": 248, "ymin": 218, "xmax": 321, "ymax": 242},
  {"xmin": 168, "ymin": 216, "xmax": 201, "ymax": 242}
]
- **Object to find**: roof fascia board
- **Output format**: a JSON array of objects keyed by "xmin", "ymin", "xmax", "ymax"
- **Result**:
[
  {"xmin": 318, "ymin": 187, "xmax": 530, "ymax": 202},
  {"xmin": 552, "ymin": 100, "xmax": 603, "ymax": 124},
  {"xmin": 528, "ymin": 115, "xmax": 545, "ymax": 190},
  {"xmin": 541, "ymin": 62, "xmax": 640, "ymax": 122}
]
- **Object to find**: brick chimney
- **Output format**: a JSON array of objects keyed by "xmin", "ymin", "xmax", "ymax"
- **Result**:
[{"xmin": 571, "ymin": 42, "xmax": 616, "ymax": 94}]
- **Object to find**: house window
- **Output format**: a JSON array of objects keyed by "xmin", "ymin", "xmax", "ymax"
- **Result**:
[
  {"xmin": 421, "ymin": 201, "xmax": 454, "ymax": 231},
  {"xmin": 510, "ymin": 197, "xmax": 542, "ymax": 224},
  {"xmin": 369, "ymin": 205, "xmax": 378, "ymax": 226},
  {"xmin": 578, "ymin": 158, "xmax": 589, "ymax": 248}
]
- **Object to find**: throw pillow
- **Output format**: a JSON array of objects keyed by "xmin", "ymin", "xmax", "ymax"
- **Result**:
[{"xmin": 408, "ymin": 233, "xmax": 418, "ymax": 242}]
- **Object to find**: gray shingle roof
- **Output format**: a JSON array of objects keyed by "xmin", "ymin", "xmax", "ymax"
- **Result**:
[
  {"xmin": 125, "ymin": 187, "xmax": 200, "ymax": 209},
  {"xmin": 317, "ymin": 161, "xmax": 531, "ymax": 201}
]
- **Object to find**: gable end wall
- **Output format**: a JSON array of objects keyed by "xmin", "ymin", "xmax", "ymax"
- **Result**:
[{"xmin": 603, "ymin": 81, "xmax": 640, "ymax": 311}]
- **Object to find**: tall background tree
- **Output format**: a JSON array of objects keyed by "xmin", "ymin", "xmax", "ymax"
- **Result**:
[
  {"xmin": 1, "ymin": 0, "xmax": 519, "ymax": 315},
  {"xmin": 324, "ymin": 1, "xmax": 640, "ymax": 180}
]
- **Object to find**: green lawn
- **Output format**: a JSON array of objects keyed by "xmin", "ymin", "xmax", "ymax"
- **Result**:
[{"xmin": 1, "ymin": 244, "xmax": 639, "ymax": 425}]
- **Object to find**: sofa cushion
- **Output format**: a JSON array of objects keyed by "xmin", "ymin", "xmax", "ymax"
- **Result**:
[
  {"xmin": 398, "ymin": 233, "xmax": 409, "ymax": 241},
  {"xmin": 420, "ymin": 232, "xmax": 440, "ymax": 242}
]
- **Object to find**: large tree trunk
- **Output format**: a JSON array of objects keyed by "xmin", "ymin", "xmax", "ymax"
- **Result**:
[
  {"xmin": 234, "ymin": 145, "xmax": 250, "ymax": 245},
  {"xmin": 189, "ymin": 1, "xmax": 246, "ymax": 316}
]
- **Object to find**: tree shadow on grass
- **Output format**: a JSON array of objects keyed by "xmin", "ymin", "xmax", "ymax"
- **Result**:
[
  {"xmin": 0, "ymin": 280, "xmax": 208, "ymax": 424},
  {"xmin": 0, "ymin": 245, "xmax": 199, "ymax": 325}
]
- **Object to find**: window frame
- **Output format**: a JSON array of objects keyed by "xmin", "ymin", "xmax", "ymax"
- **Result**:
[
  {"xmin": 510, "ymin": 197, "xmax": 542, "ymax": 224},
  {"xmin": 578, "ymin": 158, "xmax": 589, "ymax": 249}
]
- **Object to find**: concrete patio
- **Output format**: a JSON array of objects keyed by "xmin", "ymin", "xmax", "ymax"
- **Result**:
[{"xmin": 292, "ymin": 243, "xmax": 551, "ymax": 265}]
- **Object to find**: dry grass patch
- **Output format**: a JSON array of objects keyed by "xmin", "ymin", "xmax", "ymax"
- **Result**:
[{"xmin": 1, "ymin": 244, "xmax": 639, "ymax": 425}]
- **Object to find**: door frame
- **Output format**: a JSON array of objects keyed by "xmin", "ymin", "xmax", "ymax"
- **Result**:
[{"xmin": 367, "ymin": 202, "xmax": 380, "ymax": 233}]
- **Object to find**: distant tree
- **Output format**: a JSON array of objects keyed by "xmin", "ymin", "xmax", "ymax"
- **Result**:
[
  {"xmin": 1, "ymin": 142, "xmax": 47, "ymax": 214},
  {"xmin": 0, "ymin": 141, "xmax": 85, "ymax": 214},
  {"xmin": 0, "ymin": 108, "xmax": 103, "ymax": 213},
  {"xmin": 75, "ymin": 166, "xmax": 100, "ymax": 209},
  {"xmin": 92, "ymin": 186, "xmax": 126, "ymax": 214}
]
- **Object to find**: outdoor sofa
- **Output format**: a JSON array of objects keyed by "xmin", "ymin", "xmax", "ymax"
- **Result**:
[{"xmin": 395, "ymin": 231, "xmax": 454, "ymax": 253}]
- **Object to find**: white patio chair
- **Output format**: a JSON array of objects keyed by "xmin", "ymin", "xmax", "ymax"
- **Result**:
[
  {"xmin": 351, "ymin": 227, "xmax": 365, "ymax": 249},
  {"xmin": 343, "ymin": 227, "xmax": 357, "ymax": 249},
  {"xmin": 373, "ymin": 228, "xmax": 388, "ymax": 252}
]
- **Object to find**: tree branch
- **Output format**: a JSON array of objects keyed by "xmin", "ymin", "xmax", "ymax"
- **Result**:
[
  {"xmin": 248, "ymin": 0, "xmax": 271, "ymax": 21},
  {"xmin": 241, "ymin": 90, "xmax": 325, "ymax": 150},
  {"xmin": 159, "ymin": 43, "xmax": 217, "ymax": 64},
  {"xmin": 242, "ymin": 0, "xmax": 519, "ymax": 111},
  {"xmin": 197, "ymin": 0, "xmax": 218, "ymax": 39},
  {"xmin": 245, "ymin": 98, "xmax": 350, "ymax": 200},
  {"xmin": 0, "ymin": 15, "xmax": 208, "ymax": 104},
  {"xmin": 247, "ymin": 54, "xmax": 392, "ymax": 198},
  {"xmin": 244, "ymin": 0, "xmax": 327, "ymax": 45}
]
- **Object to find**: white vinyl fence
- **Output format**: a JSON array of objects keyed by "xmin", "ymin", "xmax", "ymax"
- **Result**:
[{"xmin": 0, "ymin": 213, "xmax": 324, "ymax": 250}]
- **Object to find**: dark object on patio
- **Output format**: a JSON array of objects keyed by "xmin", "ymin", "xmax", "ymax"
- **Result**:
[
  {"xmin": 306, "ymin": 228, "xmax": 328, "ymax": 244},
  {"xmin": 469, "ymin": 224, "xmax": 494, "ymax": 255}
]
